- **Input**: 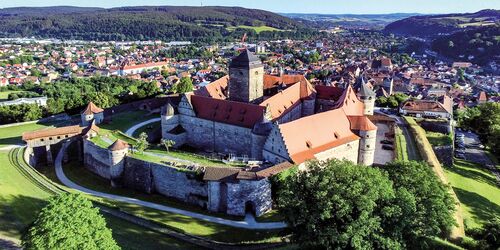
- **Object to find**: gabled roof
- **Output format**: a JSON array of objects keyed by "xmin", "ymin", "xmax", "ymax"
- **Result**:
[
  {"xmin": 22, "ymin": 125, "xmax": 84, "ymax": 141},
  {"xmin": 194, "ymin": 75, "xmax": 229, "ymax": 99},
  {"xmin": 203, "ymin": 167, "xmax": 241, "ymax": 182},
  {"xmin": 263, "ymin": 74, "xmax": 309, "ymax": 90},
  {"xmin": 190, "ymin": 95, "xmax": 265, "ymax": 128},
  {"xmin": 82, "ymin": 102, "xmax": 104, "ymax": 115},
  {"xmin": 278, "ymin": 108, "xmax": 360, "ymax": 164},
  {"xmin": 335, "ymin": 85, "xmax": 365, "ymax": 116},
  {"xmin": 109, "ymin": 139, "xmax": 129, "ymax": 151},
  {"xmin": 259, "ymin": 79, "xmax": 315, "ymax": 120},
  {"xmin": 347, "ymin": 116, "xmax": 377, "ymax": 131}
]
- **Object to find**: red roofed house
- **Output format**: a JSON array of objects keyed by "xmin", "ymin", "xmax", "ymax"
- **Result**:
[
  {"xmin": 400, "ymin": 95, "xmax": 453, "ymax": 119},
  {"xmin": 162, "ymin": 50, "xmax": 377, "ymax": 167},
  {"xmin": 81, "ymin": 102, "xmax": 104, "ymax": 126}
]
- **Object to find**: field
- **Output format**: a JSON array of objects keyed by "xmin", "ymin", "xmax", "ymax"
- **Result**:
[
  {"xmin": 444, "ymin": 159, "xmax": 500, "ymax": 229},
  {"xmin": 227, "ymin": 25, "xmax": 282, "ymax": 33}
]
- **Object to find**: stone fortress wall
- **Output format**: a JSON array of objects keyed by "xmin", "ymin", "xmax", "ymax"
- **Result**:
[{"xmin": 81, "ymin": 139, "xmax": 272, "ymax": 216}]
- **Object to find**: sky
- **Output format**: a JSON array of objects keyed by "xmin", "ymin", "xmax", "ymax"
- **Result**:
[{"xmin": 1, "ymin": 0, "xmax": 499, "ymax": 14}]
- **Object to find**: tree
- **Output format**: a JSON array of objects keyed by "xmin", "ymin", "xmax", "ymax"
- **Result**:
[
  {"xmin": 161, "ymin": 139, "xmax": 176, "ymax": 153},
  {"xmin": 173, "ymin": 77, "xmax": 194, "ymax": 94},
  {"xmin": 22, "ymin": 193, "xmax": 119, "ymax": 250},
  {"xmin": 380, "ymin": 161, "xmax": 456, "ymax": 244},
  {"xmin": 135, "ymin": 132, "xmax": 148, "ymax": 154},
  {"xmin": 277, "ymin": 159, "xmax": 403, "ymax": 249},
  {"xmin": 457, "ymin": 102, "xmax": 500, "ymax": 154}
]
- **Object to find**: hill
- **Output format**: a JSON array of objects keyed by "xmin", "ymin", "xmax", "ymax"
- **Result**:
[
  {"xmin": 283, "ymin": 13, "xmax": 419, "ymax": 29},
  {"xmin": 383, "ymin": 9, "xmax": 500, "ymax": 37},
  {"xmin": 0, "ymin": 6, "xmax": 312, "ymax": 42},
  {"xmin": 432, "ymin": 25, "xmax": 500, "ymax": 65}
]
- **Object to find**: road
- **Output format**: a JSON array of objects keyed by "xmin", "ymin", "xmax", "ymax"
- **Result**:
[
  {"xmin": 54, "ymin": 142, "xmax": 287, "ymax": 230},
  {"xmin": 457, "ymin": 131, "xmax": 499, "ymax": 184},
  {"xmin": 125, "ymin": 118, "xmax": 161, "ymax": 137}
]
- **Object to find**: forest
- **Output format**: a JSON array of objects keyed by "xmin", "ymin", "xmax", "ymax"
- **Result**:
[{"xmin": 0, "ymin": 6, "xmax": 318, "ymax": 42}]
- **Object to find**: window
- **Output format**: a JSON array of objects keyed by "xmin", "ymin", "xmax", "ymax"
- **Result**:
[
  {"xmin": 40, "ymin": 138, "xmax": 44, "ymax": 142},
  {"xmin": 49, "ymin": 137, "xmax": 52, "ymax": 140},
  {"xmin": 367, "ymin": 145, "xmax": 370, "ymax": 148}
]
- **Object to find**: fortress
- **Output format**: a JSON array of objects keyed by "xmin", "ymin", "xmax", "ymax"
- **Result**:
[
  {"xmin": 21, "ymin": 50, "xmax": 378, "ymax": 217},
  {"xmin": 162, "ymin": 50, "xmax": 377, "ymax": 167}
]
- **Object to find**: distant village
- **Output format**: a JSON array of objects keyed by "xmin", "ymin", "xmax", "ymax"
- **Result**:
[{"xmin": 0, "ymin": 32, "xmax": 498, "ymax": 113}]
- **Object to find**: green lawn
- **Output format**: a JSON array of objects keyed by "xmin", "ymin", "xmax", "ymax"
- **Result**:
[
  {"xmin": 0, "ymin": 90, "xmax": 22, "ymax": 101},
  {"xmin": 394, "ymin": 126, "xmax": 408, "ymax": 161},
  {"xmin": 101, "ymin": 110, "xmax": 157, "ymax": 133},
  {"xmin": 0, "ymin": 121, "xmax": 59, "ymax": 147},
  {"xmin": 227, "ymin": 25, "xmax": 282, "ymax": 33},
  {"xmin": 444, "ymin": 159, "xmax": 500, "ymax": 229},
  {"xmin": 132, "ymin": 121, "xmax": 161, "ymax": 138},
  {"xmin": 61, "ymin": 161, "xmax": 286, "ymax": 243},
  {"xmin": 0, "ymin": 149, "xmax": 51, "ymax": 240},
  {"xmin": 426, "ymin": 131, "xmax": 453, "ymax": 147}
]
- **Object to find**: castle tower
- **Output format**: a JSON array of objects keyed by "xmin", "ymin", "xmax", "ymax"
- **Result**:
[
  {"xmin": 161, "ymin": 102, "xmax": 187, "ymax": 147},
  {"xmin": 348, "ymin": 116, "xmax": 377, "ymax": 166},
  {"xmin": 108, "ymin": 139, "xmax": 129, "ymax": 187},
  {"xmin": 358, "ymin": 82, "xmax": 376, "ymax": 116},
  {"xmin": 81, "ymin": 102, "xmax": 104, "ymax": 126},
  {"xmin": 228, "ymin": 49, "xmax": 264, "ymax": 103}
]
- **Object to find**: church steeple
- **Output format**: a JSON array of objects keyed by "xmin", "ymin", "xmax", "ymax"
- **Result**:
[{"xmin": 228, "ymin": 49, "xmax": 264, "ymax": 103}]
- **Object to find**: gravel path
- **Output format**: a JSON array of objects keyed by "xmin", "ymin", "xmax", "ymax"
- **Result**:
[{"xmin": 55, "ymin": 142, "xmax": 287, "ymax": 230}]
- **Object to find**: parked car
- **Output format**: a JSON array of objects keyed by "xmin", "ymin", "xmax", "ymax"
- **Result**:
[
  {"xmin": 455, "ymin": 153, "xmax": 466, "ymax": 159},
  {"xmin": 381, "ymin": 140, "xmax": 393, "ymax": 145},
  {"xmin": 455, "ymin": 149, "xmax": 465, "ymax": 154},
  {"xmin": 382, "ymin": 145, "xmax": 394, "ymax": 150}
]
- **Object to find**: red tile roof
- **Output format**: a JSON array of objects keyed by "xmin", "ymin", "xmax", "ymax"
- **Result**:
[
  {"xmin": 347, "ymin": 116, "xmax": 377, "ymax": 131},
  {"xmin": 190, "ymin": 95, "xmax": 265, "ymax": 128},
  {"xmin": 194, "ymin": 75, "xmax": 229, "ymax": 99},
  {"xmin": 109, "ymin": 139, "xmax": 129, "ymax": 151},
  {"xmin": 279, "ymin": 108, "xmax": 360, "ymax": 164},
  {"xmin": 263, "ymin": 74, "xmax": 309, "ymax": 90},
  {"xmin": 82, "ymin": 102, "xmax": 104, "ymax": 115},
  {"xmin": 22, "ymin": 125, "xmax": 84, "ymax": 141},
  {"xmin": 259, "ymin": 79, "xmax": 315, "ymax": 120},
  {"xmin": 336, "ymin": 85, "xmax": 365, "ymax": 116}
]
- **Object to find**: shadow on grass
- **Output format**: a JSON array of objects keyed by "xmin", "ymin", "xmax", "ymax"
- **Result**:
[
  {"xmin": 446, "ymin": 162, "xmax": 498, "ymax": 187},
  {"xmin": 453, "ymin": 187, "xmax": 500, "ymax": 226},
  {"xmin": 0, "ymin": 195, "xmax": 46, "ymax": 239}
]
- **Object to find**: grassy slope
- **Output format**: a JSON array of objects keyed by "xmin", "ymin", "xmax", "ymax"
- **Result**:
[
  {"xmin": 61, "ymin": 161, "xmax": 285, "ymax": 243},
  {"xmin": 0, "ymin": 122, "xmax": 56, "ymax": 147},
  {"xmin": 444, "ymin": 159, "xmax": 500, "ymax": 229},
  {"xmin": 426, "ymin": 131, "xmax": 452, "ymax": 146},
  {"xmin": 0, "ymin": 121, "xmax": 195, "ymax": 248}
]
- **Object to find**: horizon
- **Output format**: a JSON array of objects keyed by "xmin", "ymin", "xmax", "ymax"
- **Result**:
[{"xmin": 1, "ymin": 0, "xmax": 499, "ymax": 15}]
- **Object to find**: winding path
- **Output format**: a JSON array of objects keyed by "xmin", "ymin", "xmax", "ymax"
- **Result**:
[
  {"xmin": 54, "ymin": 141, "xmax": 287, "ymax": 230},
  {"xmin": 125, "ymin": 118, "xmax": 161, "ymax": 137}
]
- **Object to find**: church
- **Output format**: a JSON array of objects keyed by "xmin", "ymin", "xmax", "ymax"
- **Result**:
[{"xmin": 161, "ymin": 50, "xmax": 377, "ymax": 167}]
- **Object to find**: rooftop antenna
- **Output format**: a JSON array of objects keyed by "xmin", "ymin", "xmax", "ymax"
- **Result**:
[{"xmin": 201, "ymin": 1, "xmax": 203, "ymax": 6}]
